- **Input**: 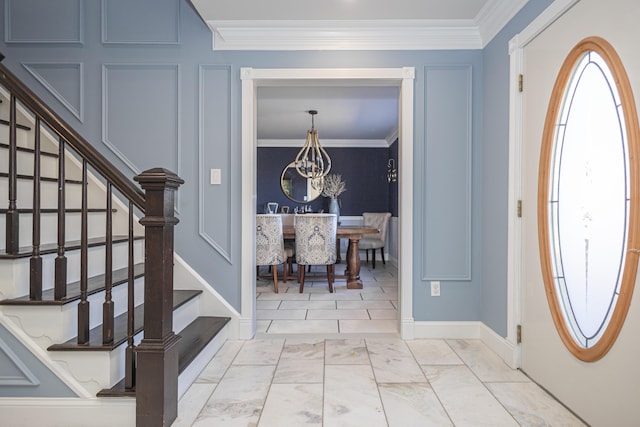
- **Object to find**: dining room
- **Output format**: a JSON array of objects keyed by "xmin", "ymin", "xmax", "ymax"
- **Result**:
[{"xmin": 254, "ymin": 84, "xmax": 401, "ymax": 335}]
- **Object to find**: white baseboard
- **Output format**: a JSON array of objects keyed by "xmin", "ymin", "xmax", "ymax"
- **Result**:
[
  {"xmin": 412, "ymin": 320, "xmax": 519, "ymax": 368},
  {"xmin": 0, "ymin": 397, "xmax": 135, "ymax": 427}
]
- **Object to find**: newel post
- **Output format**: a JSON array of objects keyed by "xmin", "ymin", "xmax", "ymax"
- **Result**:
[{"xmin": 133, "ymin": 168, "xmax": 184, "ymax": 427}]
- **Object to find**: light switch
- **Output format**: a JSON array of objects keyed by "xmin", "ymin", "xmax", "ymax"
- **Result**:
[{"xmin": 210, "ymin": 168, "xmax": 221, "ymax": 185}]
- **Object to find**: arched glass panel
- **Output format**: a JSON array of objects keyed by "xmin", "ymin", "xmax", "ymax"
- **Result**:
[{"xmin": 539, "ymin": 37, "xmax": 640, "ymax": 361}]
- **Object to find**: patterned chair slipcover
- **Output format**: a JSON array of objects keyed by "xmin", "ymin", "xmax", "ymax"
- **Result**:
[
  {"xmin": 256, "ymin": 214, "xmax": 287, "ymax": 293},
  {"xmin": 294, "ymin": 213, "xmax": 337, "ymax": 293},
  {"xmin": 359, "ymin": 212, "xmax": 392, "ymax": 268}
]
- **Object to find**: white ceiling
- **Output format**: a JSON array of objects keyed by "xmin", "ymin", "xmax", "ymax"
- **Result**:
[
  {"xmin": 190, "ymin": 0, "xmax": 528, "ymax": 146},
  {"xmin": 257, "ymin": 86, "xmax": 400, "ymax": 147},
  {"xmin": 193, "ymin": 0, "xmax": 488, "ymax": 21}
]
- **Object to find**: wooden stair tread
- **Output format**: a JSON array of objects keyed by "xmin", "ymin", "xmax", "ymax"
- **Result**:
[
  {"xmin": 49, "ymin": 289, "xmax": 203, "ymax": 352},
  {"xmin": 0, "ymin": 208, "xmax": 115, "ymax": 214},
  {"xmin": 177, "ymin": 316, "xmax": 231, "ymax": 373},
  {"xmin": 97, "ymin": 316, "xmax": 230, "ymax": 398},
  {"xmin": 0, "ymin": 234, "xmax": 144, "ymax": 259},
  {"xmin": 0, "ymin": 141, "xmax": 57, "ymax": 157},
  {"xmin": 0, "ymin": 263, "xmax": 145, "ymax": 306},
  {"xmin": 0, "ymin": 172, "xmax": 82, "ymax": 184}
]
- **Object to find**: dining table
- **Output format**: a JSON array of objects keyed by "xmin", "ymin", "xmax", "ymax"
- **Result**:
[{"xmin": 283, "ymin": 225, "xmax": 379, "ymax": 289}]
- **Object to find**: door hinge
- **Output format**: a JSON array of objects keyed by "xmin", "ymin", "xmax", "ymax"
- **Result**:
[
  {"xmin": 517, "ymin": 200, "xmax": 522, "ymax": 218},
  {"xmin": 518, "ymin": 74, "xmax": 524, "ymax": 92},
  {"xmin": 517, "ymin": 324, "xmax": 522, "ymax": 344}
]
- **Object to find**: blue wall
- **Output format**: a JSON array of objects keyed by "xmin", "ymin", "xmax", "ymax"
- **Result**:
[
  {"xmin": 0, "ymin": 0, "xmax": 550, "ymax": 332},
  {"xmin": 480, "ymin": 0, "xmax": 555, "ymax": 335},
  {"xmin": 257, "ymin": 147, "xmax": 393, "ymax": 216}
]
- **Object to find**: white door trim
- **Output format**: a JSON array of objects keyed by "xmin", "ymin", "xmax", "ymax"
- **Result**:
[
  {"xmin": 239, "ymin": 67, "xmax": 415, "ymax": 339},
  {"xmin": 507, "ymin": 0, "xmax": 582, "ymax": 366}
]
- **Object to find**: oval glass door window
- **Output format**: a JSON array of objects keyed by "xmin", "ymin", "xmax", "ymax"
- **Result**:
[{"xmin": 539, "ymin": 37, "xmax": 640, "ymax": 361}]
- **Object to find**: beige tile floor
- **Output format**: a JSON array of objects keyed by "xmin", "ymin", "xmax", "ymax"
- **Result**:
[
  {"xmin": 173, "ymin": 262, "xmax": 586, "ymax": 426},
  {"xmin": 255, "ymin": 261, "xmax": 399, "ymax": 336}
]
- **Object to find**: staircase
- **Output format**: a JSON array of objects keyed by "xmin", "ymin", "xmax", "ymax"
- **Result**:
[{"xmin": 0, "ymin": 58, "xmax": 231, "ymax": 426}]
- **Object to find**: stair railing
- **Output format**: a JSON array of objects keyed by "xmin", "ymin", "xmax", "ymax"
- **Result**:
[{"xmin": 0, "ymin": 56, "xmax": 182, "ymax": 424}]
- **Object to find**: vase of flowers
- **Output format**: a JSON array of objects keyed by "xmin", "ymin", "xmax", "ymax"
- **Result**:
[{"xmin": 321, "ymin": 173, "xmax": 347, "ymax": 218}]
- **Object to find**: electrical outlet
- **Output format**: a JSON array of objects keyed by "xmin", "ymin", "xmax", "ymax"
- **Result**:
[{"xmin": 430, "ymin": 281, "xmax": 441, "ymax": 296}]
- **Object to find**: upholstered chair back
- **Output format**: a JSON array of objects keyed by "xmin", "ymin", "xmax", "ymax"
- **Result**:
[
  {"xmin": 361, "ymin": 212, "xmax": 392, "ymax": 246},
  {"xmin": 294, "ymin": 214, "xmax": 337, "ymax": 266},
  {"xmin": 256, "ymin": 214, "xmax": 286, "ymax": 266}
]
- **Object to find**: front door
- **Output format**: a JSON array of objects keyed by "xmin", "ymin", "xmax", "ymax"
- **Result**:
[{"xmin": 519, "ymin": 0, "xmax": 640, "ymax": 425}]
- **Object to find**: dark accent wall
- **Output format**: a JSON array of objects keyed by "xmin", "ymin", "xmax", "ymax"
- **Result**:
[{"xmin": 258, "ymin": 146, "xmax": 394, "ymax": 216}]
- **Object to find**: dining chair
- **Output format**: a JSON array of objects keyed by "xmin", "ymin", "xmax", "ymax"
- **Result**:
[
  {"xmin": 359, "ymin": 212, "xmax": 392, "ymax": 268},
  {"xmin": 294, "ymin": 213, "xmax": 338, "ymax": 293},
  {"xmin": 256, "ymin": 214, "xmax": 290, "ymax": 293}
]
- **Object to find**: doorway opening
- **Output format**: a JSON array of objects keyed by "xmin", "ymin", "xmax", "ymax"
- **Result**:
[{"xmin": 239, "ymin": 67, "xmax": 415, "ymax": 339}]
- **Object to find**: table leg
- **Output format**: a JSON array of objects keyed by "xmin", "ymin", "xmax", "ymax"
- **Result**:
[
  {"xmin": 344, "ymin": 236, "xmax": 363, "ymax": 289},
  {"xmin": 336, "ymin": 238, "xmax": 342, "ymax": 263}
]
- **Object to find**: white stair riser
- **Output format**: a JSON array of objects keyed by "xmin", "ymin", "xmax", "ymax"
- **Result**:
[
  {"xmin": 0, "ymin": 126, "xmax": 30, "ymax": 149},
  {"xmin": 0, "ymin": 209, "xmax": 133, "ymax": 251},
  {"xmin": 1, "ymin": 277, "xmax": 146, "ymax": 350},
  {"xmin": 0, "ymin": 178, "xmax": 82, "ymax": 209},
  {"xmin": 0, "ymin": 239, "xmax": 145, "ymax": 299},
  {"xmin": 0, "ymin": 149, "xmax": 59, "ymax": 177},
  {"xmin": 43, "ymin": 295, "xmax": 201, "ymax": 395}
]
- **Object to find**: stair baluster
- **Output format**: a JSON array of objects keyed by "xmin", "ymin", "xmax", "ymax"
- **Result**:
[
  {"xmin": 29, "ymin": 117, "xmax": 42, "ymax": 299},
  {"xmin": 54, "ymin": 137, "xmax": 67, "ymax": 300},
  {"xmin": 5, "ymin": 94, "xmax": 18, "ymax": 253},
  {"xmin": 125, "ymin": 201, "xmax": 136, "ymax": 390},
  {"xmin": 102, "ymin": 182, "xmax": 114, "ymax": 344},
  {"xmin": 77, "ymin": 159, "xmax": 89, "ymax": 344}
]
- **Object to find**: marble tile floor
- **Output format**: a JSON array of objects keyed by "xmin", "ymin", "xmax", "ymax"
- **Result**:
[
  {"xmin": 255, "ymin": 261, "xmax": 400, "ymax": 336},
  {"xmin": 173, "ymin": 337, "xmax": 586, "ymax": 427}
]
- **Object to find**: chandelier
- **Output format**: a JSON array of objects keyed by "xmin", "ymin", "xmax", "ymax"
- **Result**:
[{"xmin": 294, "ymin": 110, "xmax": 332, "ymax": 179}]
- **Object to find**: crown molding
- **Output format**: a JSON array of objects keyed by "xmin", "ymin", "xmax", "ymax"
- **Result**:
[
  {"xmin": 257, "ymin": 138, "xmax": 391, "ymax": 148},
  {"xmin": 201, "ymin": 1, "xmax": 529, "ymax": 51},
  {"xmin": 476, "ymin": 0, "xmax": 529, "ymax": 46},
  {"xmin": 208, "ymin": 19, "xmax": 482, "ymax": 51}
]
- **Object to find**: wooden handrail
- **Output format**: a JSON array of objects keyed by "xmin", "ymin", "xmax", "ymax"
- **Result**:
[{"xmin": 0, "ymin": 61, "xmax": 145, "ymax": 210}]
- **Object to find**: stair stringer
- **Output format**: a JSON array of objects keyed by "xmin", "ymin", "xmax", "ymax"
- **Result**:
[
  {"xmin": 0, "ymin": 314, "xmax": 92, "ymax": 398},
  {"xmin": 173, "ymin": 253, "xmax": 240, "ymax": 339}
]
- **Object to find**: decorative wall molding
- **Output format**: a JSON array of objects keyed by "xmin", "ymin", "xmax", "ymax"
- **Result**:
[
  {"xmin": 22, "ymin": 62, "xmax": 84, "ymax": 122},
  {"xmin": 198, "ymin": 65, "xmax": 233, "ymax": 263},
  {"xmin": 4, "ymin": 0, "xmax": 83, "ymax": 44},
  {"xmin": 422, "ymin": 65, "xmax": 473, "ymax": 281},
  {"xmin": 101, "ymin": 0, "xmax": 180, "ymax": 45},
  {"xmin": 0, "ymin": 335, "xmax": 40, "ymax": 386}
]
